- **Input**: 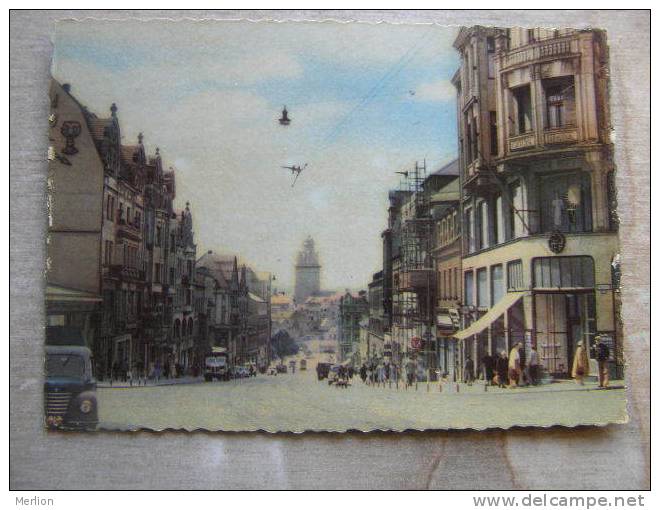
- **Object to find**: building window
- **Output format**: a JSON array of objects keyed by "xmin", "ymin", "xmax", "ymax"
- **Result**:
[
  {"xmin": 507, "ymin": 260, "xmax": 524, "ymax": 290},
  {"xmin": 156, "ymin": 226, "xmax": 162, "ymax": 247},
  {"xmin": 464, "ymin": 271, "xmax": 474, "ymax": 306},
  {"xmin": 527, "ymin": 29, "xmax": 536, "ymax": 44},
  {"xmin": 489, "ymin": 111, "xmax": 498, "ymax": 155},
  {"xmin": 487, "ymin": 37, "xmax": 496, "ymax": 78},
  {"xmin": 509, "ymin": 181, "xmax": 524, "ymax": 239},
  {"xmin": 477, "ymin": 200, "xmax": 489, "ymax": 250},
  {"xmin": 465, "ymin": 206, "xmax": 475, "ymax": 253},
  {"xmin": 533, "ymin": 256, "xmax": 595, "ymax": 289},
  {"xmin": 477, "ymin": 268, "xmax": 488, "ymax": 308},
  {"xmin": 154, "ymin": 263, "xmax": 161, "ymax": 283},
  {"xmin": 465, "ymin": 113, "xmax": 473, "ymax": 163},
  {"xmin": 494, "ymin": 194, "xmax": 504, "ymax": 245},
  {"xmin": 491, "ymin": 264, "xmax": 504, "ymax": 306},
  {"xmin": 106, "ymin": 196, "xmax": 114, "ymax": 221},
  {"xmin": 454, "ymin": 268, "xmax": 459, "ymax": 299},
  {"xmin": 512, "ymin": 85, "xmax": 533, "ymax": 135},
  {"xmin": 544, "ymin": 76, "xmax": 576, "ymax": 129},
  {"xmin": 170, "ymin": 233, "xmax": 176, "ymax": 252},
  {"xmin": 539, "ymin": 171, "xmax": 592, "ymax": 233}
]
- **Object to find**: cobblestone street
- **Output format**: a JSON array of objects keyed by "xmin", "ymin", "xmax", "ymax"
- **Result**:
[{"xmin": 98, "ymin": 370, "xmax": 627, "ymax": 432}]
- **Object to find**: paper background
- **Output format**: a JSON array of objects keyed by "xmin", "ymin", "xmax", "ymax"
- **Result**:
[{"xmin": 10, "ymin": 9, "xmax": 649, "ymax": 489}]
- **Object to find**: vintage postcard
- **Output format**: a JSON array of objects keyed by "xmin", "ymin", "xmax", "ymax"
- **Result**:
[{"xmin": 45, "ymin": 20, "xmax": 626, "ymax": 432}]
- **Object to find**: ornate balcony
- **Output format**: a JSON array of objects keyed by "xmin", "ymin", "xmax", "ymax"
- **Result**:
[
  {"xmin": 543, "ymin": 126, "xmax": 578, "ymax": 146},
  {"xmin": 501, "ymin": 36, "xmax": 579, "ymax": 70},
  {"xmin": 508, "ymin": 132, "xmax": 537, "ymax": 152},
  {"xmin": 116, "ymin": 220, "xmax": 142, "ymax": 242}
]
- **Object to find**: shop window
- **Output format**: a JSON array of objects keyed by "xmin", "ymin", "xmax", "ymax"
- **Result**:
[
  {"xmin": 533, "ymin": 256, "xmax": 595, "ymax": 288},
  {"xmin": 538, "ymin": 171, "xmax": 592, "ymax": 233},
  {"xmin": 544, "ymin": 76, "xmax": 576, "ymax": 129},
  {"xmin": 491, "ymin": 264, "xmax": 504, "ymax": 306},
  {"xmin": 512, "ymin": 85, "xmax": 533, "ymax": 135},
  {"xmin": 507, "ymin": 260, "xmax": 524, "ymax": 290}
]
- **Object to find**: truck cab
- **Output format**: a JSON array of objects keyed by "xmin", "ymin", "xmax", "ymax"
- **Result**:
[
  {"xmin": 44, "ymin": 326, "xmax": 98, "ymax": 430},
  {"xmin": 204, "ymin": 347, "xmax": 229, "ymax": 381}
]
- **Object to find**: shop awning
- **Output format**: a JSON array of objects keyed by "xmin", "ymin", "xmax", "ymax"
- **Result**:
[
  {"xmin": 454, "ymin": 293, "xmax": 523, "ymax": 341},
  {"xmin": 46, "ymin": 284, "xmax": 102, "ymax": 303}
]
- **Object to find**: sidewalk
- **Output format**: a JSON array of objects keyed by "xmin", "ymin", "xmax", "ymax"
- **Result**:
[
  {"xmin": 362, "ymin": 378, "xmax": 625, "ymax": 396},
  {"xmin": 97, "ymin": 376, "xmax": 204, "ymax": 388}
]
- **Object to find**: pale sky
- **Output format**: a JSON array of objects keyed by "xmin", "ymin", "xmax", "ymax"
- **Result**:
[{"xmin": 52, "ymin": 20, "xmax": 460, "ymax": 292}]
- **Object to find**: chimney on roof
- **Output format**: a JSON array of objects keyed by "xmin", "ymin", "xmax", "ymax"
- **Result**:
[
  {"xmin": 110, "ymin": 103, "xmax": 118, "ymax": 117},
  {"xmin": 62, "ymin": 83, "xmax": 71, "ymax": 93}
]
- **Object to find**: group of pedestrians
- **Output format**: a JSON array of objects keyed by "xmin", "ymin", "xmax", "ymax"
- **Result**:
[
  {"xmin": 462, "ymin": 335, "xmax": 611, "ymax": 389},
  {"xmin": 359, "ymin": 361, "xmax": 406, "ymax": 387},
  {"xmin": 462, "ymin": 342, "xmax": 541, "ymax": 389},
  {"xmin": 572, "ymin": 335, "xmax": 610, "ymax": 388}
]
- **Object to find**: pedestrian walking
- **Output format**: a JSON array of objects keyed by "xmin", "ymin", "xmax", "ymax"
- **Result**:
[
  {"xmin": 593, "ymin": 335, "xmax": 610, "ymax": 388},
  {"xmin": 571, "ymin": 340, "xmax": 590, "ymax": 385},
  {"xmin": 463, "ymin": 355, "xmax": 474, "ymax": 386},
  {"xmin": 481, "ymin": 353, "xmax": 495, "ymax": 385},
  {"xmin": 496, "ymin": 351, "xmax": 508, "ymax": 388},
  {"xmin": 359, "ymin": 364, "xmax": 367, "ymax": 384},
  {"xmin": 525, "ymin": 346, "xmax": 540, "ymax": 385},
  {"xmin": 508, "ymin": 342, "xmax": 523, "ymax": 388}
]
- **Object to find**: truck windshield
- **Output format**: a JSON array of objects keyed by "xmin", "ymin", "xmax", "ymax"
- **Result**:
[{"xmin": 46, "ymin": 354, "xmax": 85, "ymax": 378}]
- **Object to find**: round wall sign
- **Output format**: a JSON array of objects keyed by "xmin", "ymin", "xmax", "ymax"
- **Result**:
[{"xmin": 548, "ymin": 231, "xmax": 566, "ymax": 254}]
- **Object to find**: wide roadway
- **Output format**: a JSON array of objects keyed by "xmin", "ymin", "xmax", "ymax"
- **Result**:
[{"xmin": 97, "ymin": 368, "xmax": 627, "ymax": 432}]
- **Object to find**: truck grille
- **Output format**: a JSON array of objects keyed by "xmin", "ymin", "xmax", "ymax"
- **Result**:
[{"xmin": 46, "ymin": 391, "xmax": 72, "ymax": 416}]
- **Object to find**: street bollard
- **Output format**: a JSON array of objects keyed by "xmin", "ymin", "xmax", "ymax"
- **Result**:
[
  {"xmin": 456, "ymin": 383, "xmax": 460, "ymax": 393},
  {"xmin": 484, "ymin": 383, "xmax": 488, "ymax": 392}
]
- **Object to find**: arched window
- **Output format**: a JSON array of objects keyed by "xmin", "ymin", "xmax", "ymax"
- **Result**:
[
  {"xmin": 174, "ymin": 319, "xmax": 181, "ymax": 339},
  {"xmin": 188, "ymin": 318, "xmax": 194, "ymax": 336}
]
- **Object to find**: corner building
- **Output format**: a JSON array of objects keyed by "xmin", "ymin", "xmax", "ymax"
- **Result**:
[{"xmin": 452, "ymin": 27, "xmax": 621, "ymax": 379}]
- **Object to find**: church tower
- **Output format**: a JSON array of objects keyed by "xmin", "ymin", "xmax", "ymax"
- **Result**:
[{"xmin": 294, "ymin": 236, "xmax": 321, "ymax": 304}]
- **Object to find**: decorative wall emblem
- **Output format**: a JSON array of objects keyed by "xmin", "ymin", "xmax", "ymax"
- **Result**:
[
  {"xmin": 60, "ymin": 120, "xmax": 81, "ymax": 155},
  {"xmin": 548, "ymin": 230, "xmax": 566, "ymax": 254}
]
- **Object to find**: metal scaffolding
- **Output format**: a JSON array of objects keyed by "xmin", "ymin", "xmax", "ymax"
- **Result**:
[{"xmin": 392, "ymin": 161, "xmax": 436, "ymax": 373}]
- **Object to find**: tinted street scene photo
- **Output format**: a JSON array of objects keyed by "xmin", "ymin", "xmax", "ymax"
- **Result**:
[{"xmin": 45, "ymin": 21, "xmax": 626, "ymax": 431}]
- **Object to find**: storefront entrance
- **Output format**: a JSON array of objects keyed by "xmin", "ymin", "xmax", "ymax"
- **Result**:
[
  {"xmin": 534, "ymin": 292, "xmax": 596, "ymax": 376},
  {"xmin": 532, "ymin": 256, "xmax": 597, "ymax": 377}
]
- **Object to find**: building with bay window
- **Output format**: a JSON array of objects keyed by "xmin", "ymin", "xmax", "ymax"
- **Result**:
[{"xmin": 452, "ymin": 26, "xmax": 621, "ymax": 379}]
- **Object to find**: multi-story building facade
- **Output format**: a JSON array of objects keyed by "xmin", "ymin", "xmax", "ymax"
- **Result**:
[
  {"xmin": 363, "ymin": 271, "xmax": 386, "ymax": 364},
  {"xmin": 48, "ymin": 79, "xmax": 209, "ymax": 380},
  {"xmin": 337, "ymin": 291, "xmax": 368, "ymax": 362},
  {"xmin": 452, "ymin": 27, "xmax": 621, "ymax": 378},
  {"xmin": 46, "ymin": 81, "xmax": 104, "ymax": 352},
  {"xmin": 428, "ymin": 160, "xmax": 462, "ymax": 379}
]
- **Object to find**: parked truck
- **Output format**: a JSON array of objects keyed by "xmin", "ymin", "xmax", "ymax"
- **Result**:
[{"xmin": 44, "ymin": 326, "xmax": 98, "ymax": 430}]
